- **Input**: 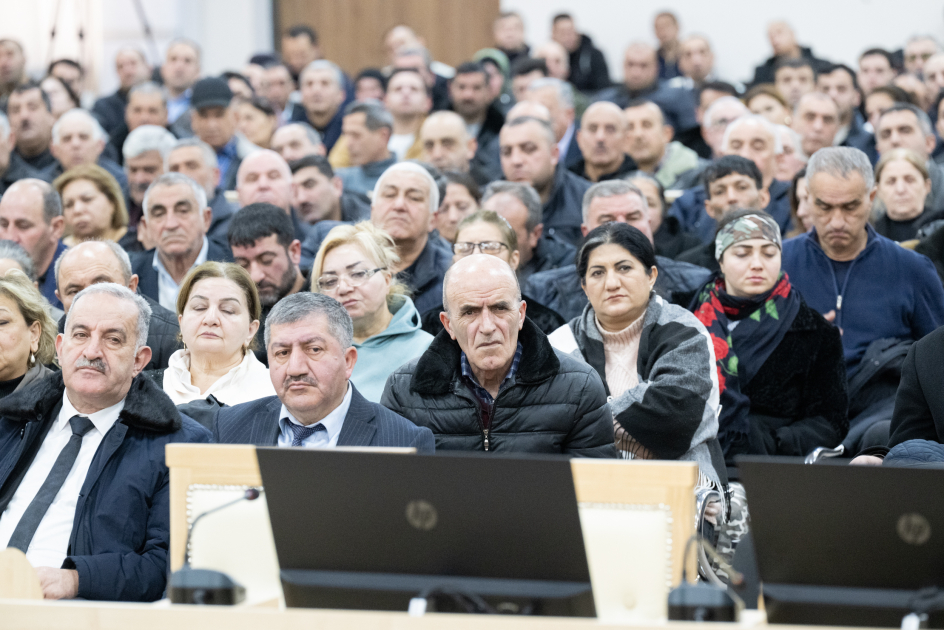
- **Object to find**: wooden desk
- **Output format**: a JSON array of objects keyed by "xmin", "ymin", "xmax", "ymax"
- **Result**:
[{"xmin": 0, "ymin": 599, "xmax": 777, "ymax": 630}]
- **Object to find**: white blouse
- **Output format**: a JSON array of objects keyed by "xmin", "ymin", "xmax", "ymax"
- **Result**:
[{"xmin": 163, "ymin": 349, "xmax": 276, "ymax": 406}]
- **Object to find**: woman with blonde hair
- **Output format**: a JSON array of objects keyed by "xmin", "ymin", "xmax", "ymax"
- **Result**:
[
  {"xmin": 161, "ymin": 262, "xmax": 274, "ymax": 410},
  {"xmin": 53, "ymin": 164, "xmax": 134, "ymax": 249},
  {"xmin": 0, "ymin": 269, "xmax": 58, "ymax": 399},
  {"xmin": 312, "ymin": 221, "xmax": 432, "ymax": 402},
  {"xmin": 873, "ymin": 148, "xmax": 938, "ymax": 241}
]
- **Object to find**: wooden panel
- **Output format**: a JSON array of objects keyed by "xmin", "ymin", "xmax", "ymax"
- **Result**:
[
  {"xmin": 0, "ymin": 549, "xmax": 42, "ymax": 600},
  {"xmin": 275, "ymin": 0, "xmax": 500, "ymax": 76}
]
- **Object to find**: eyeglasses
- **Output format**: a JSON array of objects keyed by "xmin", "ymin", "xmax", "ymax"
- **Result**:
[
  {"xmin": 315, "ymin": 267, "xmax": 386, "ymax": 292},
  {"xmin": 453, "ymin": 241, "xmax": 509, "ymax": 256}
]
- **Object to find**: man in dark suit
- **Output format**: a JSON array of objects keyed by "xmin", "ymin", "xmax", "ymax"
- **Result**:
[
  {"xmin": 214, "ymin": 292, "xmax": 435, "ymax": 451},
  {"xmin": 131, "ymin": 172, "xmax": 233, "ymax": 311}
]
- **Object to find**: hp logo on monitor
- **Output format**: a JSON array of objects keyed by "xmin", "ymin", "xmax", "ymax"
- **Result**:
[
  {"xmin": 897, "ymin": 513, "xmax": 931, "ymax": 546},
  {"xmin": 405, "ymin": 500, "xmax": 438, "ymax": 531}
]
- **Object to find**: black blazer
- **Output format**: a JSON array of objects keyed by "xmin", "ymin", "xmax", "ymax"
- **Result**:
[
  {"xmin": 212, "ymin": 385, "xmax": 435, "ymax": 451},
  {"xmin": 131, "ymin": 239, "xmax": 234, "ymax": 304},
  {"xmin": 888, "ymin": 325, "xmax": 944, "ymax": 448}
]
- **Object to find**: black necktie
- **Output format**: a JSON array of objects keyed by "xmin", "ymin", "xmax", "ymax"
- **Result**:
[
  {"xmin": 288, "ymin": 421, "xmax": 326, "ymax": 447},
  {"xmin": 7, "ymin": 415, "xmax": 96, "ymax": 553}
]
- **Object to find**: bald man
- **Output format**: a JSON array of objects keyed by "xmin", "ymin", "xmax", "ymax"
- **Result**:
[
  {"xmin": 571, "ymin": 101, "xmax": 637, "ymax": 182},
  {"xmin": 749, "ymin": 21, "xmax": 828, "ymax": 87},
  {"xmin": 595, "ymin": 42, "xmax": 697, "ymax": 135},
  {"xmin": 54, "ymin": 240, "xmax": 181, "ymax": 370},
  {"xmin": 419, "ymin": 111, "xmax": 500, "ymax": 185},
  {"xmin": 237, "ymin": 149, "xmax": 311, "ymax": 240},
  {"xmin": 381, "ymin": 254, "xmax": 617, "ymax": 456}
]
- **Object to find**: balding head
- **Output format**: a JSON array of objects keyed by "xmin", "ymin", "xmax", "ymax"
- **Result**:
[
  {"xmin": 237, "ymin": 150, "xmax": 294, "ymax": 211},
  {"xmin": 533, "ymin": 40, "xmax": 570, "ymax": 80},
  {"xmin": 623, "ymin": 42, "xmax": 658, "ymax": 91},
  {"xmin": 506, "ymin": 100, "xmax": 552, "ymax": 123},
  {"xmin": 55, "ymin": 240, "xmax": 137, "ymax": 313},
  {"xmin": 420, "ymin": 111, "xmax": 476, "ymax": 172},
  {"xmin": 441, "ymin": 254, "xmax": 524, "ymax": 385},
  {"xmin": 578, "ymin": 102, "xmax": 627, "ymax": 174}
]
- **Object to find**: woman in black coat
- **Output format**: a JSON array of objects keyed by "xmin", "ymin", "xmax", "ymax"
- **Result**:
[{"xmin": 687, "ymin": 210, "xmax": 848, "ymax": 478}]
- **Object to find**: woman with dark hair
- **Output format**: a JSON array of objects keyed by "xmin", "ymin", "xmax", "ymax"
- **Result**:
[
  {"xmin": 548, "ymin": 222, "xmax": 726, "ymax": 515},
  {"xmin": 787, "ymin": 167, "xmax": 812, "ymax": 238},
  {"xmin": 688, "ymin": 209, "xmax": 847, "ymax": 474},
  {"xmin": 432, "ymin": 171, "xmax": 482, "ymax": 243},
  {"xmin": 235, "ymin": 96, "xmax": 278, "ymax": 149}
]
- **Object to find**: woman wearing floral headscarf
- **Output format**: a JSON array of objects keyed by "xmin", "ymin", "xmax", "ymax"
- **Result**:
[{"xmin": 690, "ymin": 209, "xmax": 848, "ymax": 478}]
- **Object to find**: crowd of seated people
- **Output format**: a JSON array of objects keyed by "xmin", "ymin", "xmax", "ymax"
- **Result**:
[{"xmin": 1, "ymin": 8, "xmax": 944, "ymax": 603}]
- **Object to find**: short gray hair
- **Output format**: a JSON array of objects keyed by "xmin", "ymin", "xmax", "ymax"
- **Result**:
[
  {"xmin": 527, "ymin": 77, "xmax": 575, "ymax": 110},
  {"xmin": 581, "ymin": 180, "xmax": 648, "ymax": 223},
  {"xmin": 397, "ymin": 46, "xmax": 433, "ymax": 69},
  {"xmin": 806, "ymin": 146, "xmax": 875, "ymax": 191},
  {"xmin": 722, "ymin": 114, "xmax": 783, "ymax": 155},
  {"xmin": 264, "ymin": 291, "xmax": 353, "ymax": 349},
  {"xmin": 55, "ymin": 239, "xmax": 133, "ymax": 288},
  {"xmin": 878, "ymin": 103, "xmax": 935, "ymax": 139},
  {"xmin": 123, "ymin": 124, "xmax": 177, "ymax": 161},
  {"xmin": 52, "ymin": 108, "xmax": 107, "ymax": 145},
  {"xmin": 278, "ymin": 122, "xmax": 322, "ymax": 147},
  {"xmin": 372, "ymin": 162, "xmax": 440, "ymax": 215},
  {"xmin": 143, "ymin": 172, "xmax": 208, "ymax": 217},
  {"xmin": 66, "ymin": 283, "xmax": 151, "ymax": 351},
  {"xmin": 128, "ymin": 81, "xmax": 167, "ymax": 106},
  {"xmin": 0, "ymin": 240, "xmax": 35, "ymax": 281},
  {"xmin": 482, "ymin": 181, "xmax": 543, "ymax": 231},
  {"xmin": 300, "ymin": 59, "xmax": 344, "ymax": 89},
  {"xmin": 703, "ymin": 96, "xmax": 748, "ymax": 129},
  {"xmin": 343, "ymin": 100, "xmax": 393, "ymax": 131},
  {"xmin": 167, "ymin": 137, "xmax": 218, "ymax": 170}
]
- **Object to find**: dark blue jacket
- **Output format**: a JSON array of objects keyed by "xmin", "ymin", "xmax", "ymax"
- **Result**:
[
  {"xmin": 668, "ymin": 179, "xmax": 793, "ymax": 244},
  {"xmin": 523, "ymin": 256, "xmax": 711, "ymax": 322},
  {"xmin": 594, "ymin": 81, "xmax": 697, "ymax": 134},
  {"xmin": 782, "ymin": 226, "xmax": 944, "ymax": 379},
  {"xmin": 542, "ymin": 166, "xmax": 592, "ymax": 246},
  {"xmin": 213, "ymin": 385, "xmax": 434, "ymax": 451},
  {"xmin": 38, "ymin": 240, "xmax": 67, "ymax": 310},
  {"xmin": 291, "ymin": 105, "xmax": 346, "ymax": 154},
  {"xmin": 0, "ymin": 372, "xmax": 211, "ymax": 601},
  {"xmin": 131, "ymin": 239, "xmax": 234, "ymax": 304}
]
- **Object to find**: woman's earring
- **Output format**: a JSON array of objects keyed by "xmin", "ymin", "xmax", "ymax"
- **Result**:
[{"xmin": 29, "ymin": 353, "xmax": 35, "ymax": 366}]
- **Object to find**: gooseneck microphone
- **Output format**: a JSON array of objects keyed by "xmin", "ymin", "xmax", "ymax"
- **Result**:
[{"xmin": 169, "ymin": 487, "xmax": 262, "ymax": 605}]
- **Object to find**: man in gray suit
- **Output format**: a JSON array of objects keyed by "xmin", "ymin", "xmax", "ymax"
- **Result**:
[{"xmin": 213, "ymin": 292, "xmax": 435, "ymax": 451}]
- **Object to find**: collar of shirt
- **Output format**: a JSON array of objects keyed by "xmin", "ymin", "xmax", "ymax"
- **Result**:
[
  {"xmin": 460, "ymin": 342, "xmax": 523, "ymax": 405},
  {"xmin": 60, "ymin": 390, "xmax": 125, "ymax": 437},
  {"xmin": 152, "ymin": 236, "xmax": 210, "ymax": 309},
  {"xmin": 277, "ymin": 382, "xmax": 353, "ymax": 447},
  {"xmin": 216, "ymin": 137, "xmax": 239, "ymax": 162},
  {"xmin": 557, "ymin": 123, "xmax": 575, "ymax": 157}
]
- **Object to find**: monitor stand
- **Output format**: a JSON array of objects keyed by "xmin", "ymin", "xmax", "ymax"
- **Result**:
[{"xmin": 281, "ymin": 569, "xmax": 596, "ymax": 616}]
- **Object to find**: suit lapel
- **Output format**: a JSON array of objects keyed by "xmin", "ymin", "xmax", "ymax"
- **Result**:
[
  {"xmin": 336, "ymin": 387, "xmax": 377, "ymax": 447},
  {"xmin": 252, "ymin": 399, "xmax": 283, "ymax": 446}
]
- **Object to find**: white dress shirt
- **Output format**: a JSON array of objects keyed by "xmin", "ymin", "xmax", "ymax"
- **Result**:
[
  {"xmin": 277, "ymin": 383, "xmax": 352, "ymax": 448},
  {"xmin": 557, "ymin": 122, "xmax": 575, "ymax": 160},
  {"xmin": 163, "ymin": 349, "xmax": 276, "ymax": 406},
  {"xmin": 0, "ymin": 393, "xmax": 124, "ymax": 568},
  {"xmin": 153, "ymin": 237, "xmax": 209, "ymax": 310}
]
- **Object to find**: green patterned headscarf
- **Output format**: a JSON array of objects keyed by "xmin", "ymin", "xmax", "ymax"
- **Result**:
[{"xmin": 714, "ymin": 213, "xmax": 782, "ymax": 261}]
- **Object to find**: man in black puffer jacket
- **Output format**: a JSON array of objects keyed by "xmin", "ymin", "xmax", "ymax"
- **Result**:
[{"xmin": 381, "ymin": 255, "xmax": 616, "ymax": 457}]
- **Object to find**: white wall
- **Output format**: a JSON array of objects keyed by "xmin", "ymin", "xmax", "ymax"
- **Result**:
[
  {"xmin": 504, "ymin": 0, "xmax": 944, "ymax": 85},
  {"xmin": 0, "ymin": 0, "xmax": 272, "ymax": 97}
]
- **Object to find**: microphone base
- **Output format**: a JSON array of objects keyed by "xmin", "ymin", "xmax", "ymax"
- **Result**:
[{"xmin": 169, "ymin": 567, "xmax": 246, "ymax": 605}]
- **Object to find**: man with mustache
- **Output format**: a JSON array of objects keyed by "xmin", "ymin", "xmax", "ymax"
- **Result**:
[
  {"xmin": 130, "ymin": 173, "xmax": 233, "ymax": 309},
  {"xmin": 7, "ymin": 82, "xmax": 57, "ymax": 172},
  {"xmin": 122, "ymin": 125, "xmax": 177, "ymax": 248},
  {"xmin": 228, "ymin": 203, "xmax": 307, "ymax": 365},
  {"xmin": 213, "ymin": 291, "xmax": 434, "ymax": 450},
  {"xmin": 782, "ymin": 147, "xmax": 944, "ymax": 452},
  {"xmin": 0, "ymin": 283, "xmax": 210, "ymax": 600},
  {"xmin": 289, "ymin": 155, "xmax": 369, "ymax": 225},
  {"xmin": 570, "ymin": 101, "xmax": 637, "ymax": 182}
]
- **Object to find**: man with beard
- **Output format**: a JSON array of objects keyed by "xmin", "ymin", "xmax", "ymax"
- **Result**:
[{"xmin": 228, "ymin": 203, "xmax": 307, "ymax": 364}]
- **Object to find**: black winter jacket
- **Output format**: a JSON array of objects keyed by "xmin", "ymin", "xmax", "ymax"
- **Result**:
[
  {"xmin": 888, "ymin": 325, "xmax": 944, "ymax": 448},
  {"xmin": 381, "ymin": 318, "xmax": 617, "ymax": 457},
  {"xmin": 0, "ymin": 372, "xmax": 211, "ymax": 601}
]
